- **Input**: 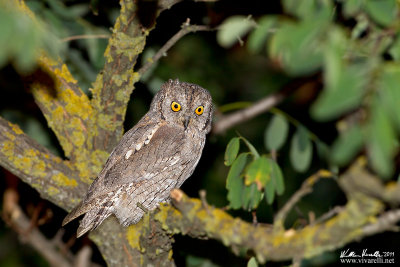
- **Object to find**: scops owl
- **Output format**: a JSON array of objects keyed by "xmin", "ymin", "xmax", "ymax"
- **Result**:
[{"xmin": 62, "ymin": 79, "xmax": 213, "ymax": 237}]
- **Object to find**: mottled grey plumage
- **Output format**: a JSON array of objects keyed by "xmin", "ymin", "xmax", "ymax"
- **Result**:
[{"xmin": 62, "ymin": 79, "xmax": 213, "ymax": 237}]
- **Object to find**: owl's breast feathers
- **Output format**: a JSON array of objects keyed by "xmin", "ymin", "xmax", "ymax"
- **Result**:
[
  {"xmin": 62, "ymin": 121, "xmax": 205, "ymax": 236},
  {"xmin": 101, "ymin": 122, "xmax": 195, "ymax": 187}
]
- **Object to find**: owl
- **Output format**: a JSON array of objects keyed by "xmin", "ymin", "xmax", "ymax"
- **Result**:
[{"xmin": 62, "ymin": 79, "xmax": 213, "ymax": 237}]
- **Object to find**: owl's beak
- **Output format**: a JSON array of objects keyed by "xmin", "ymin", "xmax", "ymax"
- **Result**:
[{"xmin": 183, "ymin": 116, "xmax": 190, "ymax": 130}]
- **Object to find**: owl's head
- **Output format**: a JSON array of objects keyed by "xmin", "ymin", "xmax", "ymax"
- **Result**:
[{"xmin": 150, "ymin": 79, "xmax": 213, "ymax": 134}]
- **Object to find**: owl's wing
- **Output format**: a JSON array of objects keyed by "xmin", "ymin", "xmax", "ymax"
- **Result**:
[
  {"xmin": 62, "ymin": 121, "xmax": 186, "ymax": 226},
  {"xmin": 101, "ymin": 122, "xmax": 186, "ymax": 188}
]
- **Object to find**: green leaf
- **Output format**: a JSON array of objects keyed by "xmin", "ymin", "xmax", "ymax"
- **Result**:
[
  {"xmin": 140, "ymin": 48, "xmax": 157, "ymax": 82},
  {"xmin": 242, "ymin": 183, "xmax": 263, "ymax": 211},
  {"xmin": 14, "ymin": 21, "xmax": 41, "ymax": 68},
  {"xmin": 290, "ymin": 126, "xmax": 313, "ymax": 173},
  {"xmin": 269, "ymin": 159, "xmax": 285, "ymax": 195},
  {"xmin": 364, "ymin": 0, "xmax": 397, "ymax": 27},
  {"xmin": 315, "ymin": 140, "xmax": 330, "ymax": 161},
  {"xmin": 341, "ymin": 0, "xmax": 363, "ymax": 18},
  {"xmin": 269, "ymin": 22, "xmax": 322, "ymax": 75},
  {"xmin": 313, "ymin": 63, "xmax": 366, "ymax": 120},
  {"xmin": 389, "ymin": 36, "xmax": 400, "ymax": 61},
  {"xmin": 265, "ymin": 114, "xmax": 289, "ymax": 151},
  {"xmin": 247, "ymin": 257, "xmax": 258, "ymax": 267},
  {"xmin": 244, "ymin": 156, "xmax": 270, "ymax": 189},
  {"xmin": 226, "ymin": 153, "xmax": 248, "ymax": 209},
  {"xmin": 0, "ymin": 2, "xmax": 60, "ymax": 72},
  {"xmin": 331, "ymin": 125, "xmax": 364, "ymax": 166},
  {"xmin": 367, "ymin": 101, "xmax": 396, "ymax": 179},
  {"xmin": 68, "ymin": 48, "xmax": 98, "ymax": 93},
  {"xmin": 379, "ymin": 64, "xmax": 400, "ymax": 131},
  {"xmin": 148, "ymin": 77, "xmax": 165, "ymax": 95},
  {"xmin": 46, "ymin": 0, "xmax": 89, "ymax": 19},
  {"xmin": 351, "ymin": 14, "xmax": 369, "ymax": 40},
  {"xmin": 265, "ymin": 174, "xmax": 275, "ymax": 205},
  {"xmin": 186, "ymin": 255, "xmax": 219, "ymax": 267},
  {"xmin": 225, "ymin": 137, "xmax": 240, "ymax": 166},
  {"xmin": 82, "ymin": 26, "xmax": 108, "ymax": 70},
  {"xmin": 239, "ymin": 136, "xmax": 260, "ymax": 159},
  {"xmin": 282, "ymin": 0, "xmax": 321, "ymax": 19},
  {"xmin": 217, "ymin": 16, "xmax": 255, "ymax": 48},
  {"xmin": 311, "ymin": 28, "xmax": 366, "ymax": 121},
  {"xmin": 269, "ymin": 14, "xmax": 329, "ymax": 76},
  {"xmin": 247, "ymin": 15, "xmax": 277, "ymax": 54}
]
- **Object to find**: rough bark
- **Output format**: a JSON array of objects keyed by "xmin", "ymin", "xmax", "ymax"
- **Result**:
[
  {"xmin": 151, "ymin": 161, "xmax": 400, "ymax": 263},
  {"xmin": 0, "ymin": 117, "xmax": 85, "ymax": 210}
]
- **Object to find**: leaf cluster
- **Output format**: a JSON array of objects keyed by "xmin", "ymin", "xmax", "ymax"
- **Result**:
[{"xmin": 218, "ymin": 0, "xmax": 400, "ymax": 181}]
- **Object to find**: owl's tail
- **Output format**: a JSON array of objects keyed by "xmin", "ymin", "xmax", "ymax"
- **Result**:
[
  {"xmin": 62, "ymin": 200, "xmax": 91, "ymax": 227},
  {"xmin": 76, "ymin": 201, "xmax": 113, "ymax": 238},
  {"xmin": 62, "ymin": 198, "xmax": 113, "ymax": 238}
]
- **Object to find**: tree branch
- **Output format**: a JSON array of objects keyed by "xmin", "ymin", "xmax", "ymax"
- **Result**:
[
  {"xmin": 89, "ymin": 216, "xmax": 175, "ymax": 267},
  {"xmin": 2, "ymin": 189, "xmax": 72, "ymax": 267},
  {"xmin": 89, "ymin": 0, "xmax": 207, "ymax": 154},
  {"xmin": 212, "ymin": 91, "xmax": 285, "ymax": 134},
  {"xmin": 61, "ymin": 34, "xmax": 110, "ymax": 42},
  {"xmin": 138, "ymin": 19, "xmax": 211, "ymax": 76},
  {"xmin": 91, "ymin": 0, "xmax": 159, "ymax": 153},
  {"xmin": 0, "ymin": 117, "xmax": 86, "ymax": 210},
  {"xmin": 6, "ymin": 0, "xmax": 398, "ymax": 266},
  {"xmin": 274, "ymin": 169, "xmax": 333, "ymax": 228},
  {"xmin": 311, "ymin": 206, "xmax": 344, "ymax": 225},
  {"xmin": 2, "ymin": 1, "xmax": 205, "ymax": 266},
  {"xmin": 12, "ymin": 0, "xmax": 94, "ymax": 166},
  {"xmin": 12, "ymin": 0, "xmax": 104, "ymax": 183},
  {"xmin": 146, "ymin": 162, "xmax": 400, "ymax": 263},
  {"xmin": 29, "ymin": 58, "xmax": 103, "ymax": 183},
  {"xmin": 362, "ymin": 209, "xmax": 400, "ymax": 235}
]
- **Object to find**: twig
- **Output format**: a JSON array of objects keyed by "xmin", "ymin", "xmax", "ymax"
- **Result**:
[
  {"xmin": 61, "ymin": 34, "xmax": 110, "ymax": 42},
  {"xmin": 2, "ymin": 189, "xmax": 72, "ymax": 267},
  {"xmin": 74, "ymin": 246, "xmax": 93, "ymax": 267},
  {"xmin": 311, "ymin": 206, "xmax": 344, "ymax": 226},
  {"xmin": 199, "ymin": 189, "xmax": 211, "ymax": 215},
  {"xmin": 292, "ymin": 256, "xmax": 302, "ymax": 267},
  {"xmin": 274, "ymin": 169, "xmax": 333, "ymax": 228},
  {"xmin": 251, "ymin": 211, "xmax": 258, "ymax": 225},
  {"xmin": 2, "ymin": 189, "xmax": 100, "ymax": 267},
  {"xmin": 212, "ymin": 92, "xmax": 285, "ymax": 134},
  {"xmin": 51, "ymin": 229, "xmax": 73, "ymax": 258},
  {"xmin": 137, "ymin": 19, "xmax": 211, "ymax": 76},
  {"xmin": 363, "ymin": 209, "xmax": 400, "ymax": 235}
]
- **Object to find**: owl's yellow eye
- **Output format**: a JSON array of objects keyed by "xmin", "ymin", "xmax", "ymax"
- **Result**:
[
  {"xmin": 195, "ymin": 106, "xmax": 204, "ymax": 115},
  {"xmin": 171, "ymin": 101, "xmax": 181, "ymax": 112}
]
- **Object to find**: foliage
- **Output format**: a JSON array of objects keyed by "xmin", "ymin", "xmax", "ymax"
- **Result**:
[
  {"xmin": 0, "ymin": 1, "xmax": 60, "ymax": 72},
  {"xmin": 218, "ymin": 0, "xmax": 400, "ymax": 182}
]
